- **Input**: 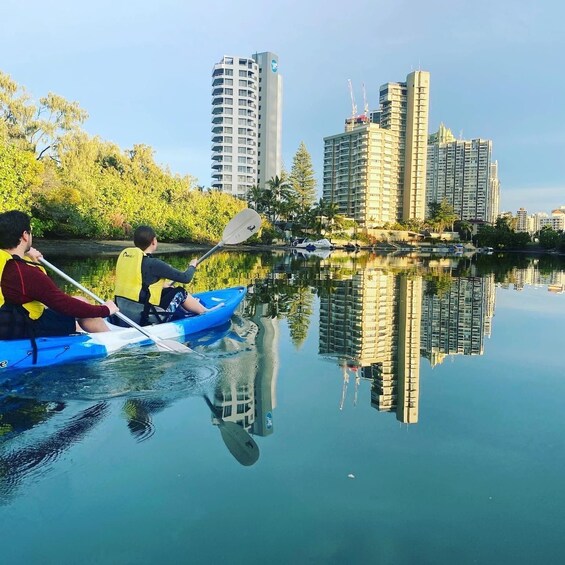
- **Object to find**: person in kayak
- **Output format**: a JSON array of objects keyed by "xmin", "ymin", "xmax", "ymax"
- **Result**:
[
  {"xmin": 0, "ymin": 210, "xmax": 119, "ymax": 341},
  {"xmin": 113, "ymin": 225, "xmax": 207, "ymax": 326}
]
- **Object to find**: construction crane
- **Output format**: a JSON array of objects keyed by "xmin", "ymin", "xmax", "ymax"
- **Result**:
[
  {"xmin": 362, "ymin": 82, "xmax": 369, "ymax": 118},
  {"xmin": 347, "ymin": 79, "xmax": 357, "ymax": 120}
]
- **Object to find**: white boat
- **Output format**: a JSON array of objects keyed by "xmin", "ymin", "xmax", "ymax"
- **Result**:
[{"xmin": 291, "ymin": 238, "xmax": 333, "ymax": 250}]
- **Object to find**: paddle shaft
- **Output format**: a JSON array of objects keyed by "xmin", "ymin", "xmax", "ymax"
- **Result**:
[
  {"xmin": 39, "ymin": 258, "xmax": 187, "ymax": 354},
  {"xmin": 196, "ymin": 242, "xmax": 224, "ymax": 266}
]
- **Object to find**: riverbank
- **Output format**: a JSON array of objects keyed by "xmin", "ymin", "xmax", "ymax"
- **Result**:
[{"xmin": 34, "ymin": 239, "xmax": 212, "ymax": 257}]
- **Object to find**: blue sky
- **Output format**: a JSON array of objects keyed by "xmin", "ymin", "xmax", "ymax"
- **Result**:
[{"xmin": 2, "ymin": 0, "xmax": 564, "ymax": 213}]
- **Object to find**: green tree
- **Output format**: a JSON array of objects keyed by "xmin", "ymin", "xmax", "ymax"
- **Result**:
[
  {"xmin": 289, "ymin": 142, "xmax": 317, "ymax": 211},
  {"xmin": 265, "ymin": 175, "xmax": 294, "ymax": 223},
  {"xmin": 0, "ymin": 142, "xmax": 44, "ymax": 213},
  {"xmin": 538, "ymin": 225, "xmax": 560, "ymax": 249},
  {"xmin": 0, "ymin": 71, "xmax": 88, "ymax": 160},
  {"xmin": 428, "ymin": 199, "xmax": 458, "ymax": 233},
  {"xmin": 454, "ymin": 219, "xmax": 473, "ymax": 241}
]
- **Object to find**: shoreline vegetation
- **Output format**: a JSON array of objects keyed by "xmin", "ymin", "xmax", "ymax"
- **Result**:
[{"xmin": 34, "ymin": 238, "xmax": 564, "ymax": 258}]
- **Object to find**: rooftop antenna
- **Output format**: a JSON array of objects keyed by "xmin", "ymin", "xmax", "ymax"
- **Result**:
[{"xmin": 347, "ymin": 79, "xmax": 357, "ymax": 119}]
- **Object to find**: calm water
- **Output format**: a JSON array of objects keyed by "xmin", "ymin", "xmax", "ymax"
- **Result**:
[{"xmin": 1, "ymin": 250, "xmax": 565, "ymax": 565}]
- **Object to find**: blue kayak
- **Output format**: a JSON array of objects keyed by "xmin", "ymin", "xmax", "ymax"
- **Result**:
[{"xmin": 0, "ymin": 286, "xmax": 246, "ymax": 373}]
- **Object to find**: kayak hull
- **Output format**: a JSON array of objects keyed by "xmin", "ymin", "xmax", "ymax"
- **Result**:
[{"xmin": 0, "ymin": 286, "xmax": 247, "ymax": 373}]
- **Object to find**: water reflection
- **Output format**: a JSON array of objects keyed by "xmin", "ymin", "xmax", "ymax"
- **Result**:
[
  {"xmin": 0, "ymin": 400, "xmax": 108, "ymax": 502},
  {"xmin": 246, "ymin": 251, "xmax": 565, "ymax": 426},
  {"xmin": 1, "ymin": 251, "xmax": 564, "ymax": 505}
]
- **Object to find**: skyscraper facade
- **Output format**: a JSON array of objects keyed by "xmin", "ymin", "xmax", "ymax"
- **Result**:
[
  {"xmin": 323, "ymin": 70, "xmax": 430, "ymax": 227},
  {"xmin": 426, "ymin": 127, "xmax": 499, "ymax": 223},
  {"xmin": 211, "ymin": 52, "xmax": 282, "ymax": 198}
]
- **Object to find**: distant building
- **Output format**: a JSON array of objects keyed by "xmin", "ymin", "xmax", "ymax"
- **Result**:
[
  {"xmin": 530, "ymin": 212, "xmax": 548, "ymax": 233},
  {"xmin": 540, "ymin": 210, "xmax": 565, "ymax": 231},
  {"xmin": 426, "ymin": 126, "xmax": 499, "ymax": 223},
  {"xmin": 516, "ymin": 208, "xmax": 528, "ymax": 232},
  {"xmin": 211, "ymin": 52, "xmax": 282, "ymax": 198},
  {"xmin": 323, "ymin": 70, "xmax": 430, "ymax": 227}
]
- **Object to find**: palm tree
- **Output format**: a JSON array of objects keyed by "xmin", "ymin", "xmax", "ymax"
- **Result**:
[
  {"xmin": 266, "ymin": 175, "xmax": 294, "ymax": 224},
  {"xmin": 246, "ymin": 184, "xmax": 266, "ymax": 213}
]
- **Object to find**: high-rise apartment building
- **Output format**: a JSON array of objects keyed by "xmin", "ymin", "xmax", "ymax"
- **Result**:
[
  {"xmin": 211, "ymin": 53, "xmax": 282, "ymax": 198},
  {"xmin": 426, "ymin": 126, "xmax": 499, "ymax": 223},
  {"xmin": 516, "ymin": 208, "xmax": 528, "ymax": 232},
  {"xmin": 323, "ymin": 70, "xmax": 430, "ymax": 227}
]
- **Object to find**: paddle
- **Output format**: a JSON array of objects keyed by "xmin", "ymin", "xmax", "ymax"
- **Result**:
[
  {"xmin": 203, "ymin": 394, "xmax": 259, "ymax": 466},
  {"xmin": 196, "ymin": 208, "xmax": 262, "ymax": 265},
  {"xmin": 39, "ymin": 258, "xmax": 193, "ymax": 355}
]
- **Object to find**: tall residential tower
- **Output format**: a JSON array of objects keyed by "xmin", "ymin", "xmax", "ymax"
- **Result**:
[
  {"xmin": 211, "ymin": 52, "xmax": 282, "ymax": 198},
  {"xmin": 323, "ymin": 70, "xmax": 430, "ymax": 227},
  {"xmin": 426, "ymin": 125, "xmax": 499, "ymax": 223}
]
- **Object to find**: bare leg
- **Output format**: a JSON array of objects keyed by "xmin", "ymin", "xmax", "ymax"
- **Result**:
[
  {"xmin": 77, "ymin": 317, "xmax": 111, "ymax": 333},
  {"xmin": 181, "ymin": 294, "xmax": 207, "ymax": 315},
  {"xmin": 73, "ymin": 296, "xmax": 110, "ymax": 332}
]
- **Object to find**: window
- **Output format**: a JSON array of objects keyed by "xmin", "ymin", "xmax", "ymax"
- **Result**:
[
  {"xmin": 239, "ymin": 70, "xmax": 247, "ymax": 77},
  {"xmin": 238, "ymin": 166, "xmax": 246, "ymax": 172},
  {"xmin": 238, "ymin": 156, "xmax": 246, "ymax": 163},
  {"xmin": 238, "ymin": 128, "xmax": 246, "ymax": 134}
]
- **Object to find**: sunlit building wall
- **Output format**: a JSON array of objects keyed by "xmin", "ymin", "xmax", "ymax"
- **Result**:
[
  {"xmin": 516, "ymin": 208, "xmax": 528, "ymax": 232},
  {"xmin": 211, "ymin": 52, "xmax": 282, "ymax": 198},
  {"xmin": 323, "ymin": 70, "xmax": 430, "ymax": 226},
  {"xmin": 426, "ymin": 133, "xmax": 497, "ymax": 222}
]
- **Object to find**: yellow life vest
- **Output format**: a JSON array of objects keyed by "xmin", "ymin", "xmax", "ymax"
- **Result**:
[
  {"xmin": 114, "ymin": 247, "xmax": 164, "ymax": 306},
  {"xmin": 0, "ymin": 249, "xmax": 45, "ymax": 320}
]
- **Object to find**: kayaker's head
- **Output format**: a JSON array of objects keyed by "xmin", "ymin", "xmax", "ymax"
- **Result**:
[
  {"xmin": 0, "ymin": 210, "xmax": 33, "ymax": 252},
  {"xmin": 134, "ymin": 225, "xmax": 157, "ymax": 253}
]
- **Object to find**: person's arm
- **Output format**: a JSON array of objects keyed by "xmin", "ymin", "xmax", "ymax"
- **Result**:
[
  {"xmin": 145, "ymin": 257, "xmax": 197, "ymax": 284},
  {"xmin": 12, "ymin": 263, "xmax": 111, "ymax": 318}
]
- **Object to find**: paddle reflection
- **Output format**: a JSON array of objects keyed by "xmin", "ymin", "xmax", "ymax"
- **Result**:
[{"xmin": 0, "ymin": 399, "xmax": 108, "ymax": 503}]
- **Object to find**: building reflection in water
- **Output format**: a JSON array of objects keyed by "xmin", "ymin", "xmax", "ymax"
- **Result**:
[
  {"xmin": 211, "ymin": 298, "xmax": 279, "ymax": 438},
  {"xmin": 319, "ymin": 255, "xmax": 496, "ymax": 424}
]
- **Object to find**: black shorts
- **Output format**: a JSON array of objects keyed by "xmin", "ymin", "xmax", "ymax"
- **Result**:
[
  {"xmin": 159, "ymin": 287, "xmax": 188, "ymax": 312},
  {"xmin": 32, "ymin": 309, "xmax": 77, "ymax": 337}
]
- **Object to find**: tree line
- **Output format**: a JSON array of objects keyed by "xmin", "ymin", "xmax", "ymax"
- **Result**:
[{"xmin": 0, "ymin": 71, "xmax": 245, "ymax": 241}]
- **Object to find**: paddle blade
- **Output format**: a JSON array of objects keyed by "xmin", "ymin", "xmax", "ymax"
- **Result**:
[
  {"xmin": 218, "ymin": 421, "xmax": 260, "ymax": 466},
  {"xmin": 222, "ymin": 209, "xmax": 262, "ymax": 245},
  {"xmin": 154, "ymin": 339, "xmax": 194, "ymax": 354}
]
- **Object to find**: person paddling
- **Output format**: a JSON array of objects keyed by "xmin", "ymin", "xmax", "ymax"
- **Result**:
[
  {"xmin": 113, "ymin": 225, "xmax": 207, "ymax": 326},
  {"xmin": 0, "ymin": 210, "xmax": 118, "ymax": 341}
]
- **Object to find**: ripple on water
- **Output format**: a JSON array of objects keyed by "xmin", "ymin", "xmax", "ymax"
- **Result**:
[{"xmin": 0, "ymin": 316, "xmax": 258, "ymax": 403}]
